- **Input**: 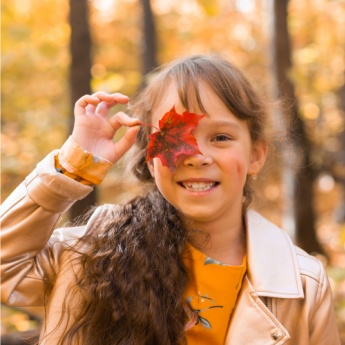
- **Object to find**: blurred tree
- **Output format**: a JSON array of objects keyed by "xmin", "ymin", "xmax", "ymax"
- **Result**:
[
  {"xmin": 69, "ymin": 0, "xmax": 97, "ymax": 220},
  {"xmin": 140, "ymin": 0, "xmax": 158, "ymax": 76},
  {"xmin": 272, "ymin": 0, "xmax": 325, "ymax": 255},
  {"xmin": 332, "ymin": 71, "xmax": 345, "ymax": 223},
  {"xmin": 1, "ymin": 1, "xmax": 70, "ymax": 200}
]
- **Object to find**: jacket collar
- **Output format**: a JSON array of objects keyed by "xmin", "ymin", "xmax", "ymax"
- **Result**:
[{"xmin": 245, "ymin": 210, "xmax": 304, "ymax": 299}]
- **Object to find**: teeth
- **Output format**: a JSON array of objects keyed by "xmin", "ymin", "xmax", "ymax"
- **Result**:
[{"xmin": 182, "ymin": 182, "xmax": 216, "ymax": 191}]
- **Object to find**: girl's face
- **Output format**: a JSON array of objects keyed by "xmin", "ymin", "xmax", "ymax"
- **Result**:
[{"xmin": 147, "ymin": 82, "xmax": 267, "ymax": 231}]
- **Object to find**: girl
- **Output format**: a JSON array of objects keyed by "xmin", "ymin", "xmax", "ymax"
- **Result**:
[{"xmin": 1, "ymin": 55, "xmax": 340, "ymax": 344}]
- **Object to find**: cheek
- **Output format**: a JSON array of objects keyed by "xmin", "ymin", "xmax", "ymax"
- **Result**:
[
  {"xmin": 236, "ymin": 163, "xmax": 248, "ymax": 186},
  {"xmin": 152, "ymin": 159, "xmax": 171, "ymax": 184},
  {"xmin": 152, "ymin": 158, "xmax": 163, "ymax": 175},
  {"xmin": 225, "ymin": 153, "xmax": 248, "ymax": 185}
]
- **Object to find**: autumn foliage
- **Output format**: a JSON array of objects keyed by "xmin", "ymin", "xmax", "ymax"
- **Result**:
[{"xmin": 146, "ymin": 106, "xmax": 205, "ymax": 171}]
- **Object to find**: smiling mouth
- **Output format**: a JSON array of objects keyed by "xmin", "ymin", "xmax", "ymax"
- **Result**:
[{"xmin": 179, "ymin": 182, "xmax": 218, "ymax": 192}]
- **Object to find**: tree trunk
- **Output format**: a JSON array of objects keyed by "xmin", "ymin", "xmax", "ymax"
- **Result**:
[
  {"xmin": 140, "ymin": 0, "xmax": 158, "ymax": 77},
  {"xmin": 272, "ymin": 0, "xmax": 325, "ymax": 255},
  {"xmin": 333, "ymin": 71, "xmax": 345, "ymax": 223},
  {"xmin": 68, "ymin": 0, "xmax": 96, "ymax": 220}
]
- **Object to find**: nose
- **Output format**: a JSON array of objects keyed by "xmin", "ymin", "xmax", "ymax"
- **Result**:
[{"xmin": 182, "ymin": 153, "xmax": 213, "ymax": 167}]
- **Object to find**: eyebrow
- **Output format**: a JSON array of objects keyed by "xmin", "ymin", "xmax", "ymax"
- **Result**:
[{"xmin": 208, "ymin": 120, "xmax": 242, "ymax": 130}]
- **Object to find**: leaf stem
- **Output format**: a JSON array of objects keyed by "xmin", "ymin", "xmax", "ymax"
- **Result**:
[{"xmin": 139, "ymin": 121, "xmax": 160, "ymax": 131}]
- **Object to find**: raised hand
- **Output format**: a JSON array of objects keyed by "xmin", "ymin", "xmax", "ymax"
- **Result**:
[{"xmin": 71, "ymin": 92, "xmax": 141, "ymax": 163}]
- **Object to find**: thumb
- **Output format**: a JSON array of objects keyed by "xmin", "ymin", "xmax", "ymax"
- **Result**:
[{"xmin": 113, "ymin": 125, "xmax": 141, "ymax": 161}]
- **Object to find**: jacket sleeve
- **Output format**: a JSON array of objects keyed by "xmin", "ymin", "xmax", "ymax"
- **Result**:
[
  {"xmin": 309, "ymin": 265, "xmax": 341, "ymax": 345},
  {"xmin": 0, "ymin": 150, "xmax": 93, "ymax": 307}
]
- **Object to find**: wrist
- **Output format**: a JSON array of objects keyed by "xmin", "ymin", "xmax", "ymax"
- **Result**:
[{"xmin": 58, "ymin": 136, "xmax": 113, "ymax": 185}]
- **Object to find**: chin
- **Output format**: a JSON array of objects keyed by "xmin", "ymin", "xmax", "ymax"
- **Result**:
[{"xmin": 177, "ymin": 209, "xmax": 214, "ymax": 225}]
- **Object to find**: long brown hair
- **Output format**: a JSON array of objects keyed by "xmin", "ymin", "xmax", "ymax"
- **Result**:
[{"xmin": 57, "ymin": 55, "xmax": 268, "ymax": 344}]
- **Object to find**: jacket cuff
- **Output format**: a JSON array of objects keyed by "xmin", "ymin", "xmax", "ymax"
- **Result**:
[
  {"xmin": 26, "ymin": 150, "xmax": 93, "ymax": 213},
  {"xmin": 58, "ymin": 136, "xmax": 113, "ymax": 185}
]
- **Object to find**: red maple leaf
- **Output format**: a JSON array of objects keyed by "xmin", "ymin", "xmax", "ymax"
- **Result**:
[{"xmin": 145, "ymin": 106, "xmax": 205, "ymax": 171}]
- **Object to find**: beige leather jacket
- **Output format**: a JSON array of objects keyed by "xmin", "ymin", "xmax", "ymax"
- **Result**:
[{"xmin": 1, "ymin": 152, "xmax": 341, "ymax": 345}]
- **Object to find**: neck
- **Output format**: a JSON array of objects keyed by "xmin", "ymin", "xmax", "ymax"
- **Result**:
[{"xmin": 186, "ymin": 213, "xmax": 247, "ymax": 266}]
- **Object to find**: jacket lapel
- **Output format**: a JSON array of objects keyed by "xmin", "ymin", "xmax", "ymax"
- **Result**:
[
  {"xmin": 225, "ymin": 277, "xmax": 291, "ymax": 344},
  {"xmin": 225, "ymin": 210, "xmax": 304, "ymax": 344},
  {"xmin": 245, "ymin": 210, "xmax": 304, "ymax": 299}
]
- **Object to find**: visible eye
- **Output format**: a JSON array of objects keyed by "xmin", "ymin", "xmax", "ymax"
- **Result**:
[{"xmin": 212, "ymin": 134, "xmax": 232, "ymax": 142}]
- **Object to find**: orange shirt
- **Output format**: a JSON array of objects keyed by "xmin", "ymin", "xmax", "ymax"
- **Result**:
[
  {"xmin": 183, "ymin": 244, "xmax": 246, "ymax": 345},
  {"xmin": 56, "ymin": 138, "xmax": 247, "ymax": 343}
]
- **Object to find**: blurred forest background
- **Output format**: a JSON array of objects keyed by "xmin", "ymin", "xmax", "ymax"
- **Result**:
[{"xmin": 1, "ymin": 0, "xmax": 345, "ymax": 343}]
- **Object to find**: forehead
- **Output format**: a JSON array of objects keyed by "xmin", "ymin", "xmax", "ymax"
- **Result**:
[
  {"xmin": 152, "ymin": 81, "xmax": 214, "ymax": 123},
  {"xmin": 153, "ymin": 84, "xmax": 182, "ymax": 118},
  {"xmin": 150, "ymin": 81, "xmax": 252, "ymax": 138}
]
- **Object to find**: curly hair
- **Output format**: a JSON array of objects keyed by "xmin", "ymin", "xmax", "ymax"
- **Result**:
[
  {"xmin": 56, "ymin": 190, "xmax": 188, "ymax": 345},
  {"xmin": 54, "ymin": 55, "xmax": 268, "ymax": 344}
]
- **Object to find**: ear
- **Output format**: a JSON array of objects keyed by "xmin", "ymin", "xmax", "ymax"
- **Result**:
[
  {"xmin": 147, "ymin": 159, "xmax": 155, "ymax": 178},
  {"xmin": 249, "ymin": 140, "xmax": 268, "ymax": 175}
]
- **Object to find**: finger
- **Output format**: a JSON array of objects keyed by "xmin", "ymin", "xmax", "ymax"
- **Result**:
[
  {"xmin": 93, "ymin": 92, "xmax": 129, "ymax": 106},
  {"xmin": 114, "ymin": 125, "xmax": 141, "ymax": 160},
  {"xmin": 109, "ymin": 92, "xmax": 130, "ymax": 104},
  {"xmin": 75, "ymin": 95, "xmax": 100, "ymax": 116},
  {"xmin": 92, "ymin": 92, "xmax": 130, "ymax": 117},
  {"xmin": 85, "ymin": 103, "xmax": 97, "ymax": 115},
  {"xmin": 88, "ymin": 92, "xmax": 114, "ymax": 117},
  {"xmin": 108, "ymin": 112, "xmax": 141, "ymax": 131},
  {"xmin": 95, "ymin": 101, "xmax": 112, "ymax": 117}
]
